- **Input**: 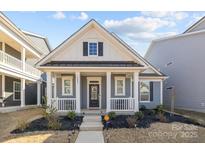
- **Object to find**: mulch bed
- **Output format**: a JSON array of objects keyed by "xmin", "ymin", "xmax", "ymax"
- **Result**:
[
  {"xmin": 102, "ymin": 110, "xmax": 204, "ymax": 129},
  {"xmin": 11, "ymin": 116, "xmax": 83, "ymax": 134}
]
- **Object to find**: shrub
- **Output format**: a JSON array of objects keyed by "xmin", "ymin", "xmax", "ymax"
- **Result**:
[
  {"xmin": 16, "ymin": 120, "xmax": 29, "ymax": 132},
  {"xmin": 140, "ymin": 105, "xmax": 146, "ymax": 111},
  {"xmin": 155, "ymin": 105, "xmax": 164, "ymax": 114},
  {"xmin": 126, "ymin": 116, "xmax": 137, "ymax": 128},
  {"xmin": 134, "ymin": 111, "xmax": 144, "ymax": 120},
  {"xmin": 158, "ymin": 112, "xmax": 167, "ymax": 122},
  {"xmin": 42, "ymin": 105, "xmax": 61, "ymax": 130},
  {"xmin": 147, "ymin": 110, "xmax": 155, "ymax": 116},
  {"xmin": 67, "ymin": 111, "xmax": 77, "ymax": 120},
  {"xmin": 108, "ymin": 111, "xmax": 116, "ymax": 120},
  {"xmin": 48, "ymin": 117, "xmax": 61, "ymax": 130},
  {"xmin": 42, "ymin": 96, "xmax": 47, "ymax": 109},
  {"xmin": 43, "ymin": 105, "xmax": 57, "ymax": 119}
]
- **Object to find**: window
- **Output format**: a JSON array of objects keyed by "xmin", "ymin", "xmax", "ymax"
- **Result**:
[
  {"xmin": 89, "ymin": 42, "xmax": 98, "ymax": 56},
  {"xmin": 115, "ymin": 77, "xmax": 125, "ymax": 96},
  {"xmin": 140, "ymin": 81, "xmax": 150, "ymax": 102},
  {"xmin": 13, "ymin": 81, "xmax": 21, "ymax": 101},
  {"xmin": 62, "ymin": 76, "xmax": 73, "ymax": 96}
]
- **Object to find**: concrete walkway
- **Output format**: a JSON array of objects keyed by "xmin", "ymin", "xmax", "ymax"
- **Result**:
[
  {"xmin": 75, "ymin": 131, "xmax": 104, "ymax": 143},
  {"xmin": 76, "ymin": 115, "xmax": 104, "ymax": 143}
]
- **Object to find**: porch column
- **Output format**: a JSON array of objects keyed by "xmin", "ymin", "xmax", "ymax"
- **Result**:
[
  {"xmin": 133, "ymin": 71, "xmax": 139, "ymax": 112},
  {"xmin": 21, "ymin": 47, "xmax": 26, "ymax": 72},
  {"xmin": 106, "ymin": 72, "xmax": 111, "ymax": 112},
  {"xmin": 2, "ymin": 74, "xmax": 5, "ymax": 107},
  {"xmin": 160, "ymin": 80, "xmax": 163, "ymax": 105},
  {"xmin": 21, "ymin": 78, "xmax": 25, "ymax": 107},
  {"xmin": 75, "ymin": 72, "xmax": 81, "ymax": 113},
  {"xmin": 37, "ymin": 81, "xmax": 41, "ymax": 106},
  {"xmin": 46, "ymin": 72, "xmax": 52, "ymax": 106},
  {"xmin": 2, "ymin": 42, "xmax": 5, "ymax": 63}
]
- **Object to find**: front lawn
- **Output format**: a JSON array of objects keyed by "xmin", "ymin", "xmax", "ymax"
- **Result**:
[{"xmin": 102, "ymin": 108, "xmax": 205, "ymax": 143}]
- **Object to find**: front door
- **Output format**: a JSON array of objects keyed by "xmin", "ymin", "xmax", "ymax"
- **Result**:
[{"xmin": 89, "ymin": 84, "xmax": 99, "ymax": 108}]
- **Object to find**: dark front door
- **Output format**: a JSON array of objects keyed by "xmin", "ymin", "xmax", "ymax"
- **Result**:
[{"xmin": 89, "ymin": 84, "xmax": 99, "ymax": 108}]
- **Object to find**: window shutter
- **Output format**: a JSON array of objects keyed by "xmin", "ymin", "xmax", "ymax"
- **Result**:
[
  {"xmin": 83, "ymin": 42, "xmax": 88, "ymax": 56},
  {"xmin": 98, "ymin": 42, "xmax": 103, "ymax": 56},
  {"xmin": 150, "ymin": 82, "xmax": 153, "ymax": 101}
]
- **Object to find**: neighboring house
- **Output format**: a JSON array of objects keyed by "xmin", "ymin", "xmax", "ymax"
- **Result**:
[
  {"xmin": 145, "ymin": 17, "xmax": 205, "ymax": 113},
  {"xmin": 0, "ymin": 12, "xmax": 50, "ymax": 110},
  {"xmin": 37, "ymin": 19, "xmax": 166, "ymax": 113}
]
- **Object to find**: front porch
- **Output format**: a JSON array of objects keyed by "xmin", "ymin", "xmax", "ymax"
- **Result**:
[{"xmin": 47, "ymin": 70, "xmax": 163, "ymax": 113}]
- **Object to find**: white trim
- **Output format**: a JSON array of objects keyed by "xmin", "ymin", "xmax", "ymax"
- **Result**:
[
  {"xmin": 139, "ymin": 80, "xmax": 150, "ymax": 102},
  {"xmin": 13, "ymin": 81, "xmax": 21, "ymax": 101},
  {"xmin": 75, "ymin": 72, "xmax": 81, "ymax": 113},
  {"xmin": 38, "ymin": 66, "xmax": 147, "ymax": 71},
  {"xmin": 62, "ymin": 76, "xmax": 73, "ymax": 96},
  {"xmin": 37, "ymin": 81, "xmax": 41, "ymax": 106},
  {"xmin": 133, "ymin": 71, "xmax": 139, "ymax": 112},
  {"xmin": 106, "ymin": 72, "xmax": 111, "ymax": 112},
  {"xmin": 20, "ymin": 78, "xmax": 25, "ymax": 107},
  {"xmin": 2, "ymin": 74, "xmax": 5, "ymax": 99},
  {"xmin": 114, "ymin": 76, "xmax": 125, "ymax": 96},
  {"xmin": 46, "ymin": 72, "xmax": 51, "ymax": 106},
  {"xmin": 160, "ymin": 80, "xmax": 163, "ymax": 105},
  {"xmin": 87, "ymin": 77, "xmax": 102, "ymax": 109},
  {"xmin": 184, "ymin": 17, "xmax": 205, "ymax": 33}
]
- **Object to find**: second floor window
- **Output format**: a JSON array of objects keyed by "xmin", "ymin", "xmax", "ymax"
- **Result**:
[{"xmin": 89, "ymin": 42, "xmax": 97, "ymax": 56}]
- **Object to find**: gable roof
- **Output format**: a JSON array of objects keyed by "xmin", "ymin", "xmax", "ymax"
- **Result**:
[
  {"xmin": 37, "ymin": 19, "xmax": 163, "ymax": 76},
  {"xmin": 183, "ymin": 16, "xmax": 205, "ymax": 33},
  {"xmin": 22, "ymin": 30, "xmax": 51, "ymax": 56}
]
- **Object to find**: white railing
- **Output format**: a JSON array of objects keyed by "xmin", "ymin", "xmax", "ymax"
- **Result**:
[
  {"xmin": 110, "ymin": 98, "xmax": 135, "ymax": 111},
  {"xmin": 51, "ymin": 98, "xmax": 77, "ymax": 111},
  {"xmin": 0, "ymin": 50, "xmax": 41, "ymax": 77}
]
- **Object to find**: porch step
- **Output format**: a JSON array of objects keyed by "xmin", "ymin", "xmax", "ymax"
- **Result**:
[
  {"xmin": 80, "ymin": 115, "xmax": 103, "ymax": 131},
  {"xmin": 81, "ymin": 109, "xmax": 105, "ymax": 115}
]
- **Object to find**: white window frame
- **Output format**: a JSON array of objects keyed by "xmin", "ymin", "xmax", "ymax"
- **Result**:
[
  {"xmin": 62, "ymin": 76, "xmax": 73, "ymax": 96},
  {"xmin": 114, "ymin": 77, "xmax": 125, "ymax": 96},
  {"xmin": 13, "ymin": 81, "xmax": 21, "ymax": 101},
  {"xmin": 140, "ymin": 81, "xmax": 150, "ymax": 102},
  {"xmin": 88, "ymin": 41, "xmax": 98, "ymax": 57}
]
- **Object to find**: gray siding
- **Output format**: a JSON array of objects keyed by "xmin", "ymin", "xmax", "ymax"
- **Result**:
[
  {"xmin": 4, "ymin": 76, "xmax": 21, "ymax": 107},
  {"xmin": 139, "ymin": 82, "xmax": 161, "ymax": 109},
  {"xmin": 111, "ymin": 74, "xmax": 131, "ymax": 98},
  {"xmin": 146, "ymin": 32, "xmax": 205, "ymax": 112},
  {"xmin": 25, "ymin": 81, "xmax": 37, "ymax": 105},
  {"xmin": 56, "ymin": 75, "xmax": 76, "ymax": 98}
]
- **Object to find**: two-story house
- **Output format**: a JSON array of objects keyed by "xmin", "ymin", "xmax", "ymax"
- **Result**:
[
  {"xmin": 145, "ymin": 16, "xmax": 205, "ymax": 113},
  {"xmin": 0, "ymin": 12, "xmax": 50, "ymax": 111},
  {"xmin": 37, "ymin": 19, "xmax": 166, "ymax": 114}
]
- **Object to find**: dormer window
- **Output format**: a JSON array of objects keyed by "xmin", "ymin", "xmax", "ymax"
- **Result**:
[
  {"xmin": 89, "ymin": 42, "xmax": 98, "ymax": 56},
  {"xmin": 83, "ymin": 42, "xmax": 103, "ymax": 56}
]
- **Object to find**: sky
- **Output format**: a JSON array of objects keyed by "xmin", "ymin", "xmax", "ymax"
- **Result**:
[{"xmin": 4, "ymin": 11, "xmax": 205, "ymax": 56}]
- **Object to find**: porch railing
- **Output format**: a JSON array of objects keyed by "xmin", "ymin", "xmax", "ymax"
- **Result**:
[
  {"xmin": 110, "ymin": 98, "xmax": 135, "ymax": 111},
  {"xmin": 51, "ymin": 98, "xmax": 76, "ymax": 111},
  {"xmin": 0, "ymin": 50, "xmax": 41, "ymax": 77}
]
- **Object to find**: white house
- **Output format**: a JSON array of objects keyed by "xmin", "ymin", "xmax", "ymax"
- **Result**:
[
  {"xmin": 0, "ymin": 12, "xmax": 50, "ymax": 111},
  {"xmin": 37, "ymin": 19, "xmax": 166, "ymax": 113}
]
